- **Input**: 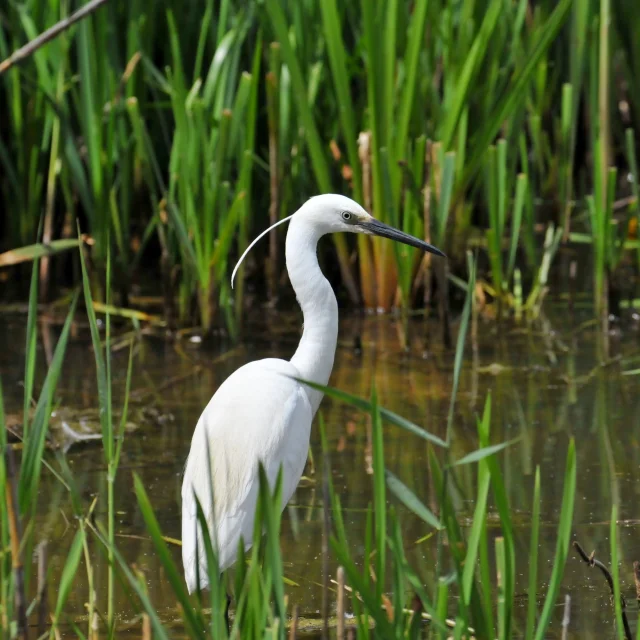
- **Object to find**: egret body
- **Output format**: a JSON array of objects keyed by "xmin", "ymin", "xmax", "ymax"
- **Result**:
[{"xmin": 181, "ymin": 194, "xmax": 444, "ymax": 592}]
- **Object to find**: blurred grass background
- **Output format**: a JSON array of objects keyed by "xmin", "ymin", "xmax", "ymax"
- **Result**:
[{"xmin": 1, "ymin": 0, "xmax": 639, "ymax": 332}]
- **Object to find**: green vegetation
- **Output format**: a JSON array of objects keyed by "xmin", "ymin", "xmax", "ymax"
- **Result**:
[
  {"xmin": 1, "ymin": 251, "xmax": 632, "ymax": 639},
  {"xmin": 1, "ymin": 0, "xmax": 640, "ymax": 331}
]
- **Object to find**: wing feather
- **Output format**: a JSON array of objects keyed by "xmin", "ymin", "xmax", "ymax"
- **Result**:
[{"xmin": 181, "ymin": 358, "xmax": 312, "ymax": 592}]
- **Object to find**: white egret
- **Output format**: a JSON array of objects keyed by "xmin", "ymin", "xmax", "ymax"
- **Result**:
[{"xmin": 181, "ymin": 194, "xmax": 444, "ymax": 593}]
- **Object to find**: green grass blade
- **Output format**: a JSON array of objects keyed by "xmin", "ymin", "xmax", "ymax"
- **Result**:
[
  {"xmin": 610, "ymin": 503, "xmax": 625, "ymax": 640},
  {"xmin": 507, "ymin": 174, "xmax": 527, "ymax": 282},
  {"xmin": 461, "ymin": 455, "xmax": 490, "ymax": 606},
  {"xmin": 385, "ymin": 470, "xmax": 442, "ymax": 530},
  {"xmin": 0, "ymin": 239, "xmax": 82, "ymax": 267},
  {"xmin": 18, "ymin": 292, "xmax": 78, "ymax": 514},
  {"xmin": 440, "ymin": 0, "xmax": 502, "ymax": 150},
  {"xmin": 91, "ymin": 524, "xmax": 171, "ymax": 640},
  {"xmin": 257, "ymin": 463, "xmax": 286, "ymax": 629},
  {"xmin": 525, "ymin": 466, "xmax": 541, "ymax": 640},
  {"xmin": 370, "ymin": 386, "xmax": 386, "ymax": 602},
  {"xmin": 52, "ymin": 528, "xmax": 85, "ymax": 628},
  {"xmin": 460, "ymin": 0, "xmax": 573, "ymax": 189},
  {"xmin": 78, "ymin": 243, "xmax": 111, "ymax": 458},
  {"xmin": 452, "ymin": 440, "xmax": 517, "ymax": 467},
  {"xmin": 293, "ymin": 377, "xmax": 447, "ymax": 447},
  {"xmin": 395, "ymin": 0, "xmax": 428, "ymax": 164},
  {"xmin": 436, "ymin": 578, "xmax": 449, "ymax": 639},
  {"xmin": 22, "ymin": 252, "xmax": 39, "ymax": 435},
  {"xmin": 446, "ymin": 254, "xmax": 475, "ymax": 443},
  {"xmin": 264, "ymin": 0, "xmax": 330, "ymax": 192},
  {"xmin": 533, "ymin": 439, "xmax": 576, "ymax": 640},
  {"xmin": 193, "ymin": 494, "xmax": 226, "ymax": 638},
  {"xmin": 319, "ymin": 0, "xmax": 362, "ymax": 199},
  {"xmin": 133, "ymin": 474, "xmax": 206, "ymax": 639}
]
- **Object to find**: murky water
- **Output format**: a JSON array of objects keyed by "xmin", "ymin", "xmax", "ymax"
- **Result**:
[{"xmin": 1, "ymin": 301, "xmax": 640, "ymax": 638}]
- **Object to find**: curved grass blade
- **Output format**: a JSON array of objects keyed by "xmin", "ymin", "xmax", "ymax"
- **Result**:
[
  {"xmin": 257, "ymin": 463, "xmax": 286, "ymax": 630},
  {"xmin": 91, "ymin": 524, "xmax": 171, "ymax": 640},
  {"xmin": 193, "ymin": 494, "xmax": 227, "ymax": 639},
  {"xmin": 19, "ymin": 292, "xmax": 78, "ymax": 514},
  {"xmin": 461, "ymin": 458, "xmax": 490, "ymax": 606},
  {"xmin": 0, "ymin": 238, "xmax": 82, "ymax": 267},
  {"xmin": 452, "ymin": 439, "xmax": 518, "ymax": 467},
  {"xmin": 293, "ymin": 378, "xmax": 447, "ymax": 447},
  {"xmin": 385, "ymin": 470, "xmax": 442, "ymax": 530},
  {"xmin": 533, "ymin": 439, "xmax": 576, "ymax": 640},
  {"xmin": 133, "ymin": 474, "xmax": 207, "ymax": 640},
  {"xmin": 51, "ymin": 527, "xmax": 85, "ymax": 630}
]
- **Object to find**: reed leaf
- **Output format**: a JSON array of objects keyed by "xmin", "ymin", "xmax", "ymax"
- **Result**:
[{"xmin": 533, "ymin": 439, "xmax": 576, "ymax": 640}]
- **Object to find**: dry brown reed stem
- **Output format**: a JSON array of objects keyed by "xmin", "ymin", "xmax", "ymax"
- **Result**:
[
  {"xmin": 358, "ymin": 131, "xmax": 376, "ymax": 309},
  {"xmin": 37, "ymin": 542, "xmax": 48, "ymax": 637},
  {"xmin": 4, "ymin": 448, "xmax": 28, "ymax": 639},
  {"xmin": 634, "ymin": 561, "xmax": 640, "ymax": 603},
  {"xmin": 288, "ymin": 605, "xmax": 298, "ymax": 640},
  {"xmin": 358, "ymin": 132, "xmax": 372, "ymax": 216},
  {"xmin": 573, "ymin": 541, "xmax": 632, "ymax": 640},
  {"xmin": 0, "ymin": 0, "xmax": 109, "ymax": 74},
  {"xmin": 142, "ymin": 610, "xmax": 152, "ymax": 640},
  {"xmin": 336, "ymin": 566, "xmax": 345, "ymax": 640}
]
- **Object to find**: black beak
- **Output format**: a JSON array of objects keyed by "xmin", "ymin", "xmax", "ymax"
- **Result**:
[{"xmin": 360, "ymin": 219, "xmax": 446, "ymax": 257}]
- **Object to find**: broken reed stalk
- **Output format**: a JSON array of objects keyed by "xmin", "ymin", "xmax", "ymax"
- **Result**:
[
  {"xmin": 288, "ymin": 604, "xmax": 298, "ymax": 640},
  {"xmin": 4, "ymin": 447, "xmax": 28, "ymax": 639},
  {"xmin": 142, "ymin": 610, "xmax": 151, "ymax": 640},
  {"xmin": 0, "ymin": 0, "xmax": 109, "ymax": 74},
  {"xmin": 90, "ymin": 612, "xmax": 99, "ymax": 640},
  {"xmin": 336, "ymin": 566, "xmax": 345, "ymax": 640},
  {"xmin": 561, "ymin": 594, "xmax": 571, "ymax": 640},
  {"xmin": 573, "ymin": 541, "xmax": 632, "ymax": 640}
]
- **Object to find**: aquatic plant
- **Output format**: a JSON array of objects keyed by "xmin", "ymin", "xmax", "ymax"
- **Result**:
[
  {"xmin": 1, "ymin": 0, "xmax": 639, "ymax": 329},
  {"xmin": 1, "ymin": 253, "xmax": 616, "ymax": 640}
]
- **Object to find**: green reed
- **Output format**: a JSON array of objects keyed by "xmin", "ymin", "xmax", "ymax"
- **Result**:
[
  {"xmin": 0, "ymin": 254, "xmax": 77, "ymax": 637},
  {"xmin": 79, "ymin": 242, "xmax": 136, "ymax": 634},
  {"xmin": 2, "ymin": 0, "xmax": 640, "ymax": 329},
  {"xmin": 165, "ymin": 10, "xmax": 259, "ymax": 333}
]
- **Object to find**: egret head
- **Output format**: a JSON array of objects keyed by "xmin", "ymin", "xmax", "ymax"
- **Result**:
[
  {"xmin": 231, "ymin": 194, "xmax": 445, "ymax": 288},
  {"xmin": 298, "ymin": 194, "xmax": 445, "ymax": 256}
]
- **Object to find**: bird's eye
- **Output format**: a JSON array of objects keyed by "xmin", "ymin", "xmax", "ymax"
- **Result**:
[{"xmin": 341, "ymin": 211, "xmax": 352, "ymax": 221}]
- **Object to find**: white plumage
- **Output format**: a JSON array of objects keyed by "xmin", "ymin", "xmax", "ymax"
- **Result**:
[{"xmin": 181, "ymin": 194, "xmax": 444, "ymax": 592}]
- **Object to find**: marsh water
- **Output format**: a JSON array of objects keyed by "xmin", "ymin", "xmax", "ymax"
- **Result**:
[{"xmin": 2, "ymin": 299, "xmax": 640, "ymax": 638}]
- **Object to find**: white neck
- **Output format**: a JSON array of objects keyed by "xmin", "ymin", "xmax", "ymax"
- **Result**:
[{"xmin": 286, "ymin": 216, "xmax": 338, "ymax": 415}]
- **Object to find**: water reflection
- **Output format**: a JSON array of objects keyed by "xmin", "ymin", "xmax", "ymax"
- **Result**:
[{"xmin": 1, "ymin": 306, "xmax": 639, "ymax": 638}]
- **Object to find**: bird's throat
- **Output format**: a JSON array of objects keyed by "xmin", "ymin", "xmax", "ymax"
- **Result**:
[{"xmin": 285, "ymin": 217, "xmax": 339, "ymax": 415}]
